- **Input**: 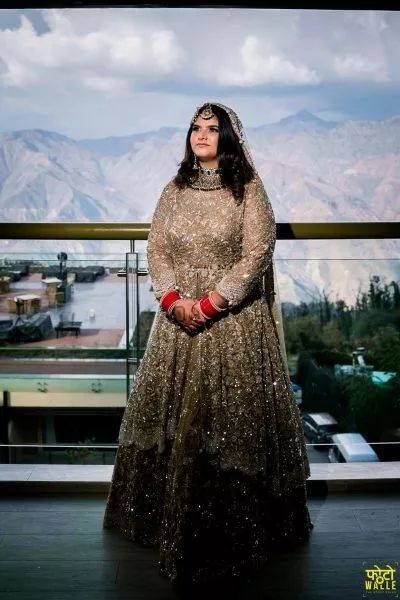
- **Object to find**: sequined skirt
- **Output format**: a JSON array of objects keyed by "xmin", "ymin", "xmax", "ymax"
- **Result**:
[
  {"xmin": 103, "ymin": 438, "xmax": 313, "ymax": 586},
  {"xmin": 103, "ymin": 290, "xmax": 313, "ymax": 586}
]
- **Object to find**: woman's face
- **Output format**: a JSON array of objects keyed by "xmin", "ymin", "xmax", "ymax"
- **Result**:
[{"xmin": 190, "ymin": 115, "xmax": 220, "ymax": 167}]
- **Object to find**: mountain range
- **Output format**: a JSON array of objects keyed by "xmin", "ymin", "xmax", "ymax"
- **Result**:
[{"xmin": 0, "ymin": 109, "xmax": 399, "ymax": 305}]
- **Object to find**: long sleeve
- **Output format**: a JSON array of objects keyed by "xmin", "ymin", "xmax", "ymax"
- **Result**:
[
  {"xmin": 215, "ymin": 175, "xmax": 276, "ymax": 308},
  {"xmin": 147, "ymin": 180, "xmax": 177, "ymax": 301}
]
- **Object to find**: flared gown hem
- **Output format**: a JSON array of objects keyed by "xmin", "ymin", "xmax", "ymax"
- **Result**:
[{"xmin": 102, "ymin": 441, "xmax": 314, "ymax": 586}]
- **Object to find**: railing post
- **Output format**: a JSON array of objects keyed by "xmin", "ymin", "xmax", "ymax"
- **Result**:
[{"xmin": 0, "ymin": 390, "xmax": 10, "ymax": 463}]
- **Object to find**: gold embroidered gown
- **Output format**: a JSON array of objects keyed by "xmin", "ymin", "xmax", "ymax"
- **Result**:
[{"xmin": 103, "ymin": 169, "xmax": 313, "ymax": 585}]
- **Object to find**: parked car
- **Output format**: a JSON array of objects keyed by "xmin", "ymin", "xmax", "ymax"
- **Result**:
[
  {"xmin": 301, "ymin": 412, "xmax": 339, "ymax": 448},
  {"xmin": 328, "ymin": 433, "xmax": 379, "ymax": 462}
]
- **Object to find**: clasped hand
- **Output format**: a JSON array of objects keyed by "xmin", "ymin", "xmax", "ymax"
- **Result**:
[{"xmin": 171, "ymin": 298, "xmax": 208, "ymax": 334}]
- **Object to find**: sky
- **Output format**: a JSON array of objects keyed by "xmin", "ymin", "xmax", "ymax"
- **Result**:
[{"xmin": 0, "ymin": 8, "xmax": 399, "ymax": 139}]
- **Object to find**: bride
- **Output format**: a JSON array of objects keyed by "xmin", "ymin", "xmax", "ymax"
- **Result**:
[{"xmin": 103, "ymin": 102, "xmax": 313, "ymax": 587}]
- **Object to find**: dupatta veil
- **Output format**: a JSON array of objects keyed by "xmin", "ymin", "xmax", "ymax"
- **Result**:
[{"xmin": 193, "ymin": 102, "xmax": 290, "ymax": 381}]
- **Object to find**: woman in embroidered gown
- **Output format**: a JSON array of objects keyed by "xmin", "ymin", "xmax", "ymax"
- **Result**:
[{"xmin": 103, "ymin": 102, "xmax": 313, "ymax": 586}]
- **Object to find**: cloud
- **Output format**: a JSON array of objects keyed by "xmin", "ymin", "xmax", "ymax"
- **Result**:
[
  {"xmin": 0, "ymin": 8, "xmax": 399, "ymax": 138},
  {"xmin": 151, "ymin": 31, "xmax": 182, "ymax": 72},
  {"xmin": 82, "ymin": 75, "xmax": 130, "ymax": 93},
  {"xmin": 343, "ymin": 10, "xmax": 389, "ymax": 33},
  {"xmin": 214, "ymin": 35, "xmax": 320, "ymax": 87},
  {"xmin": 0, "ymin": 9, "xmax": 184, "ymax": 91},
  {"xmin": 192, "ymin": 10, "xmax": 399, "ymax": 90},
  {"xmin": 0, "ymin": 8, "xmax": 398, "ymax": 94},
  {"xmin": 333, "ymin": 53, "xmax": 389, "ymax": 81}
]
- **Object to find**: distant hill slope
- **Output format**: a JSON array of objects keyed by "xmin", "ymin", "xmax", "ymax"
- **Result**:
[{"xmin": 1, "ymin": 110, "xmax": 399, "ymax": 304}]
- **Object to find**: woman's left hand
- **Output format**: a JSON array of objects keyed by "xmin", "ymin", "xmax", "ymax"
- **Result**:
[{"xmin": 191, "ymin": 301, "xmax": 208, "ymax": 327}]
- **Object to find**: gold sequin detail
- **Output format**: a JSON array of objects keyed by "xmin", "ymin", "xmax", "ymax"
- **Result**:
[{"xmin": 103, "ymin": 174, "xmax": 313, "ymax": 586}]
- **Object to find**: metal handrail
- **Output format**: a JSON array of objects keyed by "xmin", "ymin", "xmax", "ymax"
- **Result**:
[{"xmin": 0, "ymin": 222, "xmax": 399, "ymax": 240}]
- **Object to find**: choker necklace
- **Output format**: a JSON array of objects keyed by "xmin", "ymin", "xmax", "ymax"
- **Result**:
[{"xmin": 189, "ymin": 166, "xmax": 223, "ymax": 191}]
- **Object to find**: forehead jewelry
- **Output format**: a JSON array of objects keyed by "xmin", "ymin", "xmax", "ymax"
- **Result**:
[
  {"xmin": 199, "ymin": 104, "xmax": 215, "ymax": 120},
  {"xmin": 191, "ymin": 103, "xmax": 216, "ymax": 124}
]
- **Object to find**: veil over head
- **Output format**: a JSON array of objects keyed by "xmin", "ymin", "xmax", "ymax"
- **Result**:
[
  {"xmin": 191, "ymin": 102, "xmax": 255, "ymax": 168},
  {"xmin": 191, "ymin": 102, "xmax": 290, "ymax": 381}
]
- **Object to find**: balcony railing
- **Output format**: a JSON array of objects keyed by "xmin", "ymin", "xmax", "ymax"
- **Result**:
[{"xmin": 0, "ymin": 221, "xmax": 399, "ymax": 481}]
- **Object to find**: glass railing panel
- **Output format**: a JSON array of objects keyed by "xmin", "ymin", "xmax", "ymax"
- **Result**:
[
  {"xmin": 272, "ymin": 245, "xmax": 400, "ymax": 465},
  {"xmin": 137, "ymin": 250, "xmax": 158, "ymax": 359},
  {"xmin": 0, "ymin": 377, "xmax": 126, "ymax": 465},
  {"xmin": 0, "ymin": 252, "xmax": 129, "ymax": 351},
  {"xmin": 130, "ymin": 243, "xmax": 400, "ymax": 467},
  {"xmin": 1, "ymin": 241, "xmax": 400, "ymax": 468},
  {"xmin": 0, "ymin": 250, "xmax": 139, "ymax": 463},
  {"xmin": 0, "ymin": 442, "xmax": 119, "ymax": 466}
]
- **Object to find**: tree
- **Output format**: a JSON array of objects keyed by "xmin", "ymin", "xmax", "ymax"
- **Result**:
[
  {"xmin": 321, "ymin": 321, "xmax": 347, "ymax": 351},
  {"xmin": 286, "ymin": 314, "xmax": 325, "ymax": 353},
  {"xmin": 368, "ymin": 325, "xmax": 400, "ymax": 372},
  {"xmin": 334, "ymin": 298, "xmax": 352, "ymax": 340},
  {"xmin": 338, "ymin": 374, "xmax": 400, "ymax": 444},
  {"xmin": 390, "ymin": 281, "xmax": 400, "ymax": 309}
]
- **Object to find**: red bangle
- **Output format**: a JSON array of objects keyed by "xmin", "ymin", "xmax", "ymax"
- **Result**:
[
  {"xmin": 199, "ymin": 293, "xmax": 227, "ymax": 320},
  {"xmin": 160, "ymin": 289, "xmax": 182, "ymax": 313},
  {"xmin": 167, "ymin": 298, "xmax": 181, "ymax": 317},
  {"xmin": 208, "ymin": 291, "xmax": 228, "ymax": 312}
]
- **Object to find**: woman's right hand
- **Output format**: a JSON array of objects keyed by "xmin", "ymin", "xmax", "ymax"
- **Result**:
[{"xmin": 172, "ymin": 299, "xmax": 204, "ymax": 334}]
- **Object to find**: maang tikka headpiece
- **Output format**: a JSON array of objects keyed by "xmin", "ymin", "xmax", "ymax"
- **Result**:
[{"xmin": 198, "ymin": 103, "xmax": 215, "ymax": 120}]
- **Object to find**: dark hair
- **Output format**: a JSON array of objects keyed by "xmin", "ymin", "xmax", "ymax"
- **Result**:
[{"xmin": 174, "ymin": 103, "xmax": 255, "ymax": 203}]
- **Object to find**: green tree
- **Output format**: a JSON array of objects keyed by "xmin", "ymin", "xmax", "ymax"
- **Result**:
[
  {"xmin": 334, "ymin": 298, "xmax": 353, "ymax": 340},
  {"xmin": 321, "ymin": 321, "xmax": 347, "ymax": 351},
  {"xmin": 286, "ymin": 314, "xmax": 325, "ymax": 353},
  {"xmin": 351, "ymin": 308, "xmax": 400, "ymax": 340},
  {"xmin": 368, "ymin": 325, "xmax": 400, "ymax": 372},
  {"xmin": 338, "ymin": 374, "xmax": 400, "ymax": 443},
  {"xmin": 390, "ymin": 281, "xmax": 400, "ymax": 309}
]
